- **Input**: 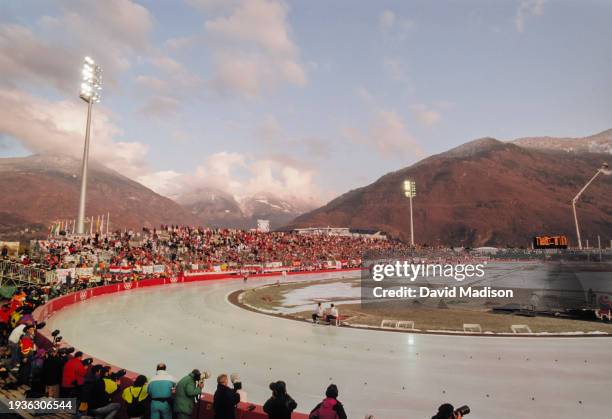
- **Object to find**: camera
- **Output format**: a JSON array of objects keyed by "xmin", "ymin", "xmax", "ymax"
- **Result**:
[
  {"xmin": 195, "ymin": 369, "xmax": 210, "ymax": 386},
  {"xmin": 110, "ymin": 369, "xmax": 127, "ymax": 380},
  {"xmin": 51, "ymin": 329, "xmax": 60, "ymax": 337},
  {"xmin": 82, "ymin": 358, "xmax": 94, "ymax": 366},
  {"xmin": 58, "ymin": 347, "xmax": 75, "ymax": 355},
  {"xmin": 455, "ymin": 406, "xmax": 470, "ymax": 416}
]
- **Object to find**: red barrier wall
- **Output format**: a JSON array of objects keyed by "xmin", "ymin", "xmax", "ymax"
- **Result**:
[{"xmin": 32, "ymin": 268, "xmax": 359, "ymax": 418}]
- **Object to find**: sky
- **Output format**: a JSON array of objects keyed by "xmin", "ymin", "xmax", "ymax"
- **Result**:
[{"xmin": 0, "ymin": 0, "xmax": 611, "ymax": 206}]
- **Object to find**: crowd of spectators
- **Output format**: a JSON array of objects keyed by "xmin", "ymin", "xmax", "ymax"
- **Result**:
[{"xmin": 12, "ymin": 225, "xmax": 419, "ymax": 285}]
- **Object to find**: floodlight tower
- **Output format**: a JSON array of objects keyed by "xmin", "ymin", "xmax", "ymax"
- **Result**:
[
  {"xmin": 76, "ymin": 56, "xmax": 102, "ymax": 235},
  {"xmin": 403, "ymin": 179, "xmax": 416, "ymax": 246},
  {"xmin": 572, "ymin": 163, "xmax": 610, "ymax": 249}
]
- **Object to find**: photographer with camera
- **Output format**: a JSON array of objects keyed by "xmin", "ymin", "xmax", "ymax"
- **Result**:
[
  {"xmin": 213, "ymin": 373, "xmax": 240, "ymax": 419},
  {"xmin": 122, "ymin": 374, "xmax": 149, "ymax": 419},
  {"xmin": 432, "ymin": 403, "xmax": 469, "ymax": 419},
  {"xmin": 88, "ymin": 366, "xmax": 122, "ymax": 419},
  {"xmin": 41, "ymin": 346, "xmax": 63, "ymax": 397},
  {"xmin": 174, "ymin": 369, "xmax": 206, "ymax": 419},
  {"xmin": 61, "ymin": 351, "xmax": 88, "ymax": 398}
]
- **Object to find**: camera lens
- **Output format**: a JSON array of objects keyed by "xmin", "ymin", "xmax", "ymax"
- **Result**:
[{"xmin": 455, "ymin": 405, "xmax": 470, "ymax": 416}]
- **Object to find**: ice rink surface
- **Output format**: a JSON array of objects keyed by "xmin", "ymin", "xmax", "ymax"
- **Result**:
[{"xmin": 47, "ymin": 276, "xmax": 611, "ymax": 419}]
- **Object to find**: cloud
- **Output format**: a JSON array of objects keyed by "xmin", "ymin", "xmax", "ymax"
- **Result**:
[
  {"xmin": 515, "ymin": 0, "xmax": 546, "ymax": 33},
  {"xmin": 256, "ymin": 115, "xmax": 283, "ymax": 144},
  {"xmin": 0, "ymin": 0, "xmax": 156, "ymax": 96},
  {"xmin": 411, "ymin": 104, "xmax": 442, "ymax": 126},
  {"xmin": 138, "ymin": 96, "xmax": 181, "ymax": 117},
  {"xmin": 0, "ymin": 24, "xmax": 79, "ymax": 92},
  {"xmin": 344, "ymin": 110, "xmax": 423, "ymax": 159},
  {"xmin": 204, "ymin": 0, "xmax": 307, "ymax": 97},
  {"xmin": 379, "ymin": 9, "xmax": 415, "ymax": 40},
  {"xmin": 147, "ymin": 151, "xmax": 322, "ymax": 205},
  {"xmin": 383, "ymin": 57, "xmax": 410, "ymax": 83},
  {"xmin": 0, "ymin": 88, "xmax": 149, "ymax": 179},
  {"xmin": 137, "ymin": 170, "xmax": 183, "ymax": 195},
  {"xmin": 379, "ymin": 10, "xmax": 396, "ymax": 29}
]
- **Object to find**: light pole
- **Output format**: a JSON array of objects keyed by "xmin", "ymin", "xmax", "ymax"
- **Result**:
[
  {"xmin": 76, "ymin": 56, "xmax": 102, "ymax": 235},
  {"xmin": 571, "ymin": 163, "xmax": 610, "ymax": 249},
  {"xmin": 403, "ymin": 179, "xmax": 416, "ymax": 246}
]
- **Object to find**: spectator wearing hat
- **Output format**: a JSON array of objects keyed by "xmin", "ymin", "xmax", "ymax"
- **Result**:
[
  {"xmin": 174, "ymin": 369, "xmax": 204, "ymax": 419},
  {"xmin": 309, "ymin": 384, "xmax": 347, "ymax": 419},
  {"xmin": 432, "ymin": 403, "xmax": 462, "ymax": 419},
  {"xmin": 264, "ymin": 380, "xmax": 297, "ymax": 419}
]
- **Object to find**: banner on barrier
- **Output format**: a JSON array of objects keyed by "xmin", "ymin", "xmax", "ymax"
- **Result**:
[
  {"xmin": 76, "ymin": 267, "xmax": 94, "ymax": 277},
  {"xmin": 56, "ymin": 268, "xmax": 76, "ymax": 283}
]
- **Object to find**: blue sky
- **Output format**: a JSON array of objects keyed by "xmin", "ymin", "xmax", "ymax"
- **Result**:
[{"xmin": 0, "ymin": 0, "xmax": 610, "ymax": 205}]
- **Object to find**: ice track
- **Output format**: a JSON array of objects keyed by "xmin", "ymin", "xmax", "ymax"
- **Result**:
[{"xmin": 47, "ymin": 276, "xmax": 611, "ymax": 419}]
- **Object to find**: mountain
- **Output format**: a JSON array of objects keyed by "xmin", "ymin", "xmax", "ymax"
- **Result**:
[
  {"xmin": 513, "ymin": 129, "xmax": 612, "ymax": 154},
  {"xmin": 177, "ymin": 187, "xmax": 247, "ymax": 229},
  {"xmin": 287, "ymin": 134, "xmax": 612, "ymax": 247},
  {"xmin": 178, "ymin": 187, "xmax": 311, "ymax": 230},
  {"xmin": 0, "ymin": 155, "xmax": 199, "ymax": 240}
]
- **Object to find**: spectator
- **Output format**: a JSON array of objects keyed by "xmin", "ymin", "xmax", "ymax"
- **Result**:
[
  {"xmin": 80, "ymin": 364, "xmax": 103, "ymax": 414},
  {"xmin": 122, "ymin": 374, "xmax": 149, "ymax": 419},
  {"xmin": 309, "ymin": 384, "xmax": 347, "ymax": 419},
  {"xmin": 17, "ymin": 324, "xmax": 36, "ymax": 385},
  {"xmin": 263, "ymin": 380, "xmax": 297, "ymax": 419},
  {"xmin": 61, "ymin": 351, "xmax": 87, "ymax": 398},
  {"xmin": 432, "ymin": 403, "xmax": 462, "ymax": 419},
  {"xmin": 312, "ymin": 302, "xmax": 324, "ymax": 324},
  {"xmin": 174, "ymin": 369, "xmax": 204, "ymax": 419},
  {"xmin": 42, "ymin": 347, "xmax": 63, "ymax": 397},
  {"xmin": 213, "ymin": 373, "xmax": 240, "ymax": 419},
  {"xmin": 87, "ymin": 366, "xmax": 121, "ymax": 419},
  {"xmin": 7, "ymin": 323, "xmax": 26, "ymax": 370},
  {"xmin": 148, "ymin": 363, "xmax": 176, "ymax": 419}
]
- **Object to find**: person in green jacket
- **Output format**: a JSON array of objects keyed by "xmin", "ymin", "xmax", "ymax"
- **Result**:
[{"xmin": 174, "ymin": 369, "xmax": 205, "ymax": 419}]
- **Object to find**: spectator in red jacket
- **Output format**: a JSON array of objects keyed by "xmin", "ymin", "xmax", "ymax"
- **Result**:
[
  {"xmin": 17, "ymin": 324, "xmax": 36, "ymax": 385},
  {"xmin": 61, "ymin": 351, "xmax": 87, "ymax": 398}
]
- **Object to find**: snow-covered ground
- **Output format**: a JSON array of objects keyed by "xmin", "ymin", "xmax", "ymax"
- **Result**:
[
  {"xmin": 46, "ymin": 273, "xmax": 612, "ymax": 419},
  {"xmin": 275, "ymin": 281, "xmax": 360, "ymax": 313}
]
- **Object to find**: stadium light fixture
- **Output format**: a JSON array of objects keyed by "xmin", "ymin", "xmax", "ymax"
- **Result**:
[
  {"xmin": 403, "ymin": 179, "xmax": 416, "ymax": 246},
  {"xmin": 572, "ymin": 163, "xmax": 609, "ymax": 250},
  {"xmin": 76, "ymin": 56, "xmax": 102, "ymax": 235}
]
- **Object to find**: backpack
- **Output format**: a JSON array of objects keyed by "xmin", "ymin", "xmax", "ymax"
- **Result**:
[
  {"xmin": 126, "ymin": 387, "xmax": 146, "ymax": 418},
  {"xmin": 310, "ymin": 400, "xmax": 339, "ymax": 419}
]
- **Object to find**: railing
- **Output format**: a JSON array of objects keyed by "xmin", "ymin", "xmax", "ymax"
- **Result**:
[{"xmin": 0, "ymin": 260, "xmax": 49, "ymax": 286}]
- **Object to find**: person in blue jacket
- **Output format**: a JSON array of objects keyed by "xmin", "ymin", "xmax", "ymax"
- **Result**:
[{"xmin": 147, "ymin": 363, "xmax": 176, "ymax": 419}]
